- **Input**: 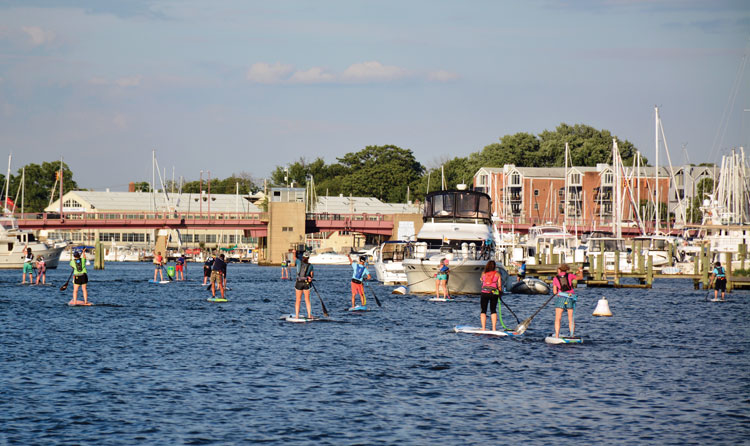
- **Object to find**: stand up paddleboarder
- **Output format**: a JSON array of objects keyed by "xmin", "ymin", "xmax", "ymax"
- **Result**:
[{"xmin": 348, "ymin": 254, "xmax": 371, "ymax": 309}]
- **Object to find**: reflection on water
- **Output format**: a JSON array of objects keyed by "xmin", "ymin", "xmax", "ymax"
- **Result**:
[{"xmin": 1, "ymin": 264, "xmax": 748, "ymax": 445}]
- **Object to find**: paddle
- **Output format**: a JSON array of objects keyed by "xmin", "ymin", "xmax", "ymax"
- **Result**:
[
  {"xmin": 161, "ymin": 265, "xmax": 173, "ymax": 281},
  {"xmin": 366, "ymin": 281, "xmax": 382, "ymax": 307},
  {"xmin": 515, "ymin": 293, "xmax": 558, "ymax": 335},
  {"xmin": 310, "ymin": 281, "xmax": 329, "ymax": 317},
  {"xmin": 60, "ymin": 270, "xmax": 74, "ymax": 291},
  {"xmin": 499, "ymin": 295, "xmax": 520, "ymax": 324}
]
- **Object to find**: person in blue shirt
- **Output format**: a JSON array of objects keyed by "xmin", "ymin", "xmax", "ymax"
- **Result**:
[
  {"xmin": 348, "ymin": 254, "xmax": 371, "ymax": 309},
  {"xmin": 517, "ymin": 260, "xmax": 527, "ymax": 281},
  {"xmin": 710, "ymin": 261, "xmax": 727, "ymax": 301},
  {"xmin": 435, "ymin": 258, "xmax": 450, "ymax": 300},
  {"xmin": 176, "ymin": 253, "xmax": 186, "ymax": 281}
]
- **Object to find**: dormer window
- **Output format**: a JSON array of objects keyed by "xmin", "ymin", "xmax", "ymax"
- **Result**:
[
  {"xmin": 603, "ymin": 172, "xmax": 613, "ymax": 185},
  {"xmin": 510, "ymin": 172, "xmax": 521, "ymax": 186}
]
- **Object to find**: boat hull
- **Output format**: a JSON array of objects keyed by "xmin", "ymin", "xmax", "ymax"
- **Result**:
[
  {"xmin": 510, "ymin": 278, "xmax": 550, "ymax": 295},
  {"xmin": 0, "ymin": 244, "xmax": 65, "ymax": 269},
  {"xmin": 404, "ymin": 258, "xmax": 505, "ymax": 294}
]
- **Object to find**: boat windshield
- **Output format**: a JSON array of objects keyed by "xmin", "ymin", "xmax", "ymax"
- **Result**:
[
  {"xmin": 381, "ymin": 243, "xmax": 406, "ymax": 261},
  {"xmin": 423, "ymin": 191, "xmax": 491, "ymax": 221},
  {"xmin": 588, "ymin": 239, "xmax": 626, "ymax": 252}
]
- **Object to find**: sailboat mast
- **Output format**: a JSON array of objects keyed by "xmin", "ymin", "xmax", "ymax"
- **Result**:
[
  {"xmin": 4, "ymin": 154, "xmax": 10, "ymax": 214},
  {"xmin": 655, "ymin": 106, "xmax": 660, "ymax": 234},
  {"xmin": 564, "ymin": 142, "xmax": 569, "ymax": 232}
]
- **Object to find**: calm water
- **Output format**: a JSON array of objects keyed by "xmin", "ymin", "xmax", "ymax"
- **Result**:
[{"xmin": 1, "ymin": 263, "xmax": 748, "ymax": 445}]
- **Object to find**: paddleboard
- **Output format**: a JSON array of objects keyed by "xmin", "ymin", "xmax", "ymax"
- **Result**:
[
  {"xmin": 709, "ymin": 298, "xmax": 726, "ymax": 302},
  {"xmin": 149, "ymin": 280, "xmax": 171, "ymax": 284},
  {"xmin": 429, "ymin": 297, "xmax": 455, "ymax": 302},
  {"xmin": 453, "ymin": 325, "xmax": 520, "ymax": 337},
  {"xmin": 545, "ymin": 335, "xmax": 583, "ymax": 344},
  {"xmin": 68, "ymin": 301, "xmax": 93, "ymax": 306},
  {"xmin": 207, "ymin": 297, "xmax": 228, "ymax": 303},
  {"xmin": 281, "ymin": 314, "xmax": 325, "ymax": 323},
  {"xmin": 348, "ymin": 305, "xmax": 370, "ymax": 311}
]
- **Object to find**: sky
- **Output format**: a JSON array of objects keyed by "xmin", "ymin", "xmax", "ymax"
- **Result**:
[{"xmin": 0, "ymin": 0, "xmax": 748, "ymax": 191}]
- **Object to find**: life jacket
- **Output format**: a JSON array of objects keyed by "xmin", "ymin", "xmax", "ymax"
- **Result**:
[
  {"xmin": 716, "ymin": 267, "xmax": 726, "ymax": 279},
  {"xmin": 353, "ymin": 264, "xmax": 367, "ymax": 281},
  {"xmin": 481, "ymin": 271, "xmax": 500, "ymax": 289},
  {"xmin": 554, "ymin": 273, "xmax": 573, "ymax": 292},
  {"xmin": 297, "ymin": 261, "xmax": 311, "ymax": 281}
]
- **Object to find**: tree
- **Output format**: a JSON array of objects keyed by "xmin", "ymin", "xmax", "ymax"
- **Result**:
[
  {"xmin": 537, "ymin": 123, "xmax": 643, "ymax": 167},
  {"xmin": 335, "ymin": 145, "xmax": 424, "ymax": 203},
  {"xmin": 4, "ymin": 161, "xmax": 78, "ymax": 213}
]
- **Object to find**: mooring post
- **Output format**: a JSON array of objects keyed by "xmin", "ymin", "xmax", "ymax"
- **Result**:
[
  {"xmin": 740, "ymin": 244, "xmax": 746, "ymax": 271},
  {"xmin": 726, "ymin": 251, "xmax": 733, "ymax": 292},
  {"xmin": 646, "ymin": 255, "xmax": 653, "ymax": 287},
  {"xmin": 667, "ymin": 243, "xmax": 674, "ymax": 267},
  {"xmin": 614, "ymin": 250, "xmax": 620, "ymax": 286},
  {"xmin": 701, "ymin": 246, "xmax": 710, "ymax": 290}
]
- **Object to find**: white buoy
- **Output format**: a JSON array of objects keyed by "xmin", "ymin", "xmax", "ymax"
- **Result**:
[
  {"xmin": 593, "ymin": 297, "xmax": 612, "ymax": 317},
  {"xmin": 392, "ymin": 286, "xmax": 407, "ymax": 295}
]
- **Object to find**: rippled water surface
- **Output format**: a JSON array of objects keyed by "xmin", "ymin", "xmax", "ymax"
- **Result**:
[{"xmin": 1, "ymin": 263, "xmax": 748, "ymax": 445}]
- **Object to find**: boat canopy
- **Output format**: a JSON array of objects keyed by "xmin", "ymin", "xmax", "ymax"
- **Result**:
[{"xmin": 423, "ymin": 190, "xmax": 491, "ymax": 221}]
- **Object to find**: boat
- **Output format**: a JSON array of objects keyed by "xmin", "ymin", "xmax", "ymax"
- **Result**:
[
  {"xmin": 524, "ymin": 225, "xmax": 580, "ymax": 265},
  {"xmin": 633, "ymin": 235, "xmax": 675, "ymax": 267},
  {"xmin": 509, "ymin": 277, "xmax": 550, "ymax": 295},
  {"xmin": 308, "ymin": 250, "xmax": 351, "ymax": 265},
  {"xmin": 402, "ymin": 187, "xmax": 507, "ymax": 294},
  {"xmin": 373, "ymin": 240, "xmax": 408, "ymax": 285},
  {"xmin": 584, "ymin": 235, "xmax": 631, "ymax": 272},
  {"xmin": 0, "ymin": 216, "xmax": 66, "ymax": 269}
]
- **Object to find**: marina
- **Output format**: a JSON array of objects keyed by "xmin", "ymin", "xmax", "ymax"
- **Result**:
[{"xmin": 1, "ymin": 263, "xmax": 748, "ymax": 445}]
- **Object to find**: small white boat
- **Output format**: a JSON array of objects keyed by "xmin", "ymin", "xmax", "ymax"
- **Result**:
[
  {"xmin": 308, "ymin": 251, "xmax": 351, "ymax": 265},
  {"xmin": 373, "ymin": 241, "xmax": 408, "ymax": 285}
]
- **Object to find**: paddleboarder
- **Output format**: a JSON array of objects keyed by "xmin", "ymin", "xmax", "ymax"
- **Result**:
[
  {"xmin": 435, "ymin": 258, "xmax": 450, "ymax": 300},
  {"xmin": 176, "ymin": 252, "xmax": 186, "ymax": 281},
  {"xmin": 348, "ymin": 254, "xmax": 372, "ymax": 309},
  {"xmin": 35, "ymin": 255, "xmax": 47, "ymax": 285},
  {"xmin": 710, "ymin": 261, "xmax": 727, "ymax": 301},
  {"xmin": 210, "ymin": 253, "xmax": 227, "ymax": 299},
  {"xmin": 517, "ymin": 260, "xmax": 526, "ymax": 281},
  {"xmin": 22, "ymin": 246, "xmax": 34, "ymax": 284},
  {"xmin": 294, "ymin": 252, "xmax": 314, "ymax": 319},
  {"xmin": 70, "ymin": 249, "xmax": 89, "ymax": 305},
  {"xmin": 551, "ymin": 264, "xmax": 583, "ymax": 339},
  {"xmin": 152, "ymin": 251, "xmax": 165, "ymax": 282},
  {"xmin": 479, "ymin": 260, "xmax": 502, "ymax": 331},
  {"xmin": 280, "ymin": 253, "xmax": 289, "ymax": 280}
]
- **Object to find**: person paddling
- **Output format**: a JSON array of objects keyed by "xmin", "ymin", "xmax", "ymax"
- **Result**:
[
  {"xmin": 294, "ymin": 252, "xmax": 314, "ymax": 319},
  {"xmin": 176, "ymin": 252, "xmax": 186, "ymax": 281},
  {"xmin": 152, "ymin": 251, "xmax": 165, "ymax": 282},
  {"xmin": 22, "ymin": 246, "xmax": 34, "ymax": 284},
  {"xmin": 280, "ymin": 254, "xmax": 289, "ymax": 280},
  {"xmin": 435, "ymin": 258, "xmax": 450, "ymax": 300},
  {"xmin": 348, "ymin": 254, "xmax": 372, "ymax": 309},
  {"xmin": 552, "ymin": 264, "xmax": 584, "ymax": 338},
  {"xmin": 70, "ymin": 249, "xmax": 89, "ymax": 305},
  {"xmin": 35, "ymin": 255, "xmax": 47, "ymax": 285},
  {"xmin": 479, "ymin": 260, "xmax": 502, "ymax": 331},
  {"xmin": 210, "ymin": 253, "xmax": 227, "ymax": 299},
  {"xmin": 710, "ymin": 261, "xmax": 727, "ymax": 301}
]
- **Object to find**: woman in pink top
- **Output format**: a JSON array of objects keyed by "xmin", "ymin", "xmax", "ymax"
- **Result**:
[{"xmin": 479, "ymin": 260, "xmax": 502, "ymax": 331}]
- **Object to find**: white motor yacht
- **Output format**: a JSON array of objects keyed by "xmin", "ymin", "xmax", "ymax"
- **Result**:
[
  {"xmin": 373, "ymin": 240, "xmax": 408, "ymax": 285},
  {"xmin": 308, "ymin": 250, "xmax": 351, "ymax": 265},
  {"xmin": 0, "ymin": 216, "xmax": 66, "ymax": 269},
  {"xmin": 584, "ymin": 236, "xmax": 631, "ymax": 272},
  {"xmin": 403, "ymin": 188, "xmax": 506, "ymax": 294}
]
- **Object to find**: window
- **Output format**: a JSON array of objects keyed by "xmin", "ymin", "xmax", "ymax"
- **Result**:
[
  {"xmin": 534, "ymin": 203, "xmax": 539, "ymax": 210},
  {"xmin": 510, "ymin": 172, "xmax": 521, "ymax": 186},
  {"xmin": 99, "ymin": 233, "xmax": 120, "ymax": 242},
  {"xmin": 477, "ymin": 175, "xmax": 488, "ymax": 186},
  {"xmin": 569, "ymin": 173, "xmax": 581, "ymax": 185},
  {"xmin": 534, "ymin": 189, "xmax": 539, "ymax": 196},
  {"xmin": 603, "ymin": 172, "xmax": 613, "ymax": 185},
  {"xmin": 558, "ymin": 188, "xmax": 564, "ymax": 197},
  {"xmin": 63, "ymin": 199, "xmax": 83, "ymax": 208},
  {"xmin": 206, "ymin": 235, "xmax": 217, "ymax": 243}
]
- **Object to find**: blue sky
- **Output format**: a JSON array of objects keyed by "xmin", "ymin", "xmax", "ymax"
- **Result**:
[{"xmin": 0, "ymin": 0, "xmax": 748, "ymax": 190}]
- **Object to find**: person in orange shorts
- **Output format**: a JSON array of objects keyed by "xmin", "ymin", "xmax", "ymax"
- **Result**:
[{"xmin": 347, "ymin": 254, "xmax": 371, "ymax": 309}]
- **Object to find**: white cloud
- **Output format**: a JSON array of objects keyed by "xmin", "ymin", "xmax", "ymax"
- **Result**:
[
  {"xmin": 246, "ymin": 62, "xmax": 293, "ymax": 84},
  {"xmin": 21, "ymin": 26, "xmax": 55, "ymax": 46},
  {"xmin": 112, "ymin": 113, "xmax": 128, "ymax": 130},
  {"xmin": 427, "ymin": 70, "xmax": 460, "ymax": 82},
  {"xmin": 289, "ymin": 67, "xmax": 336, "ymax": 84},
  {"xmin": 89, "ymin": 75, "xmax": 142, "ymax": 87},
  {"xmin": 341, "ymin": 61, "xmax": 408, "ymax": 83}
]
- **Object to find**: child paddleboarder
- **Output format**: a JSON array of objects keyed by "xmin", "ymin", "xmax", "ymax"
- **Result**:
[
  {"xmin": 70, "ymin": 249, "xmax": 89, "ymax": 305},
  {"xmin": 22, "ymin": 246, "xmax": 34, "ymax": 284},
  {"xmin": 35, "ymin": 255, "xmax": 47, "ymax": 285},
  {"xmin": 435, "ymin": 258, "xmax": 450, "ymax": 300},
  {"xmin": 479, "ymin": 260, "xmax": 502, "ymax": 331},
  {"xmin": 152, "ymin": 251, "xmax": 165, "ymax": 282},
  {"xmin": 294, "ymin": 252, "xmax": 314, "ymax": 319},
  {"xmin": 710, "ymin": 261, "xmax": 727, "ymax": 301},
  {"xmin": 348, "ymin": 254, "xmax": 372, "ymax": 309},
  {"xmin": 551, "ymin": 264, "xmax": 584, "ymax": 339}
]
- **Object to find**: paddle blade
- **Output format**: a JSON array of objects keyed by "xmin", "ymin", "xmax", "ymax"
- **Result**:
[
  {"xmin": 59, "ymin": 283, "xmax": 68, "ymax": 291},
  {"xmin": 392, "ymin": 286, "xmax": 406, "ymax": 295},
  {"xmin": 515, "ymin": 318, "xmax": 532, "ymax": 335}
]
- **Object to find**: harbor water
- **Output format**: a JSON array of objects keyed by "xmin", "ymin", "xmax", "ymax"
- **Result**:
[{"xmin": 1, "ymin": 263, "xmax": 748, "ymax": 445}]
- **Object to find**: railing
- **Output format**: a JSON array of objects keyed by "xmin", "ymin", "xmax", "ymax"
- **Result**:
[{"xmin": 16, "ymin": 211, "xmax": 267, "ymax": 221}]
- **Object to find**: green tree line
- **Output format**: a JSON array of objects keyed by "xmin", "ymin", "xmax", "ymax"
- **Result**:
[{"xmin": 0, "ymin": 161, "xmax": 78, "ymax": 214}]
